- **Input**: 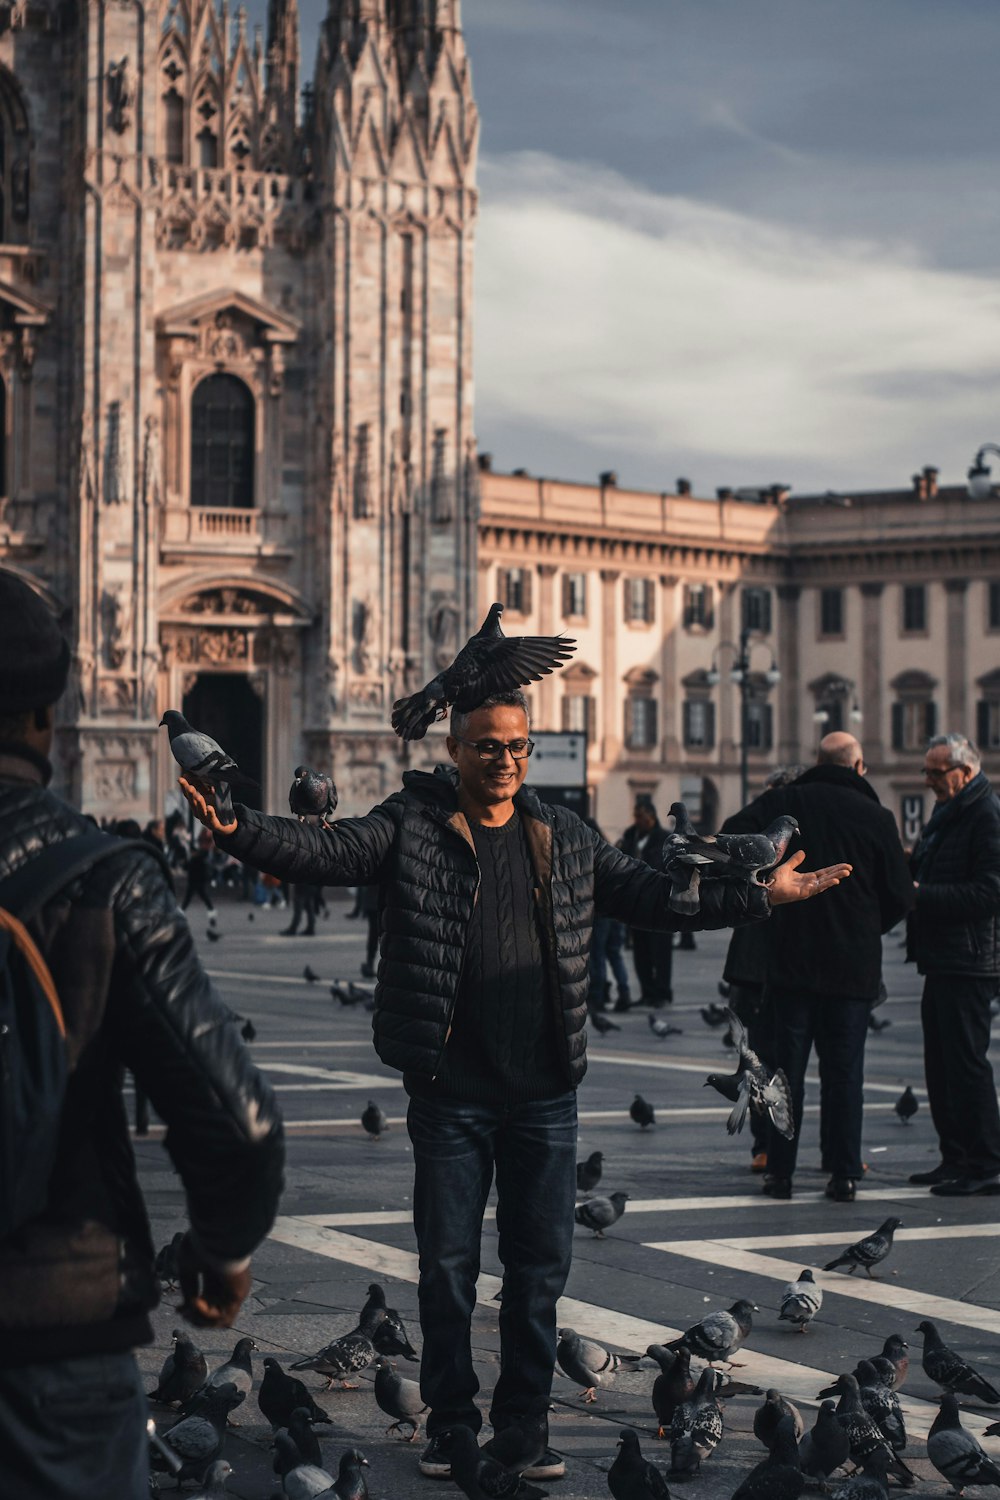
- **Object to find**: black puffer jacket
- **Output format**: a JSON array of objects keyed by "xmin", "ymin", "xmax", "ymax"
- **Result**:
[
  {"xmin": 218, "ymin": 767, "xmax": 770, "ymax": 1085},
  {"xmin": 0, "ymin": 746, "xmax": 285, "ymax": 1367},
  {"xmin": 909, "ymin": 773, "xmax": 1000, "ymax": 977}
]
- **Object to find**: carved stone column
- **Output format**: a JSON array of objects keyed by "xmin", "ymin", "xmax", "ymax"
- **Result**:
[
  {"xmin": 945, "ymin": 580, "xmax": 968, "ymax": 730},
  {"xmin": 537, "ymin": 563, "xmax": 558, "ymax": 730},
  {"xmin": 860, "ymin": 583, "xmax": 884, "ymax": 763},
  {"xmin": 600, "ymin": 569, "xmax": 620, "ymax": 761},
  {"xmin": 776, "ymin": 584, "xmax": 801, "ymax": 764},
  {"xmin": 660, "ymin": 574, "xmax": 679, "ymax": 763}
]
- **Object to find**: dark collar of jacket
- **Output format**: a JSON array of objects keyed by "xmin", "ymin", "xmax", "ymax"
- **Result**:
[
  {"xmin": 0, "ymin": 741, "xmax": 52, "ymax": 786},
  {"xmin": 794, "ymin": 762, "xmax": 882, "ymax": 804},
  {"xmin": 915, "ymin": 771, "xmax": 992, "ymax": 855},
  {"xmin": 400, "ymin": 763, "xmax": 555, "ymax": 884}
]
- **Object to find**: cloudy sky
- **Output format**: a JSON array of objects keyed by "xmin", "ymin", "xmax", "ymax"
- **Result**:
[{"xmin": 292, "ymin": 1, "xmax": 1000, "ymax": 494}]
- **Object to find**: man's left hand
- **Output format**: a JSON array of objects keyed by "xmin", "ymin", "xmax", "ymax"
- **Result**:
[{"xmin": 766, "ymin": 848, "xmax": 852, "ymax": 906}]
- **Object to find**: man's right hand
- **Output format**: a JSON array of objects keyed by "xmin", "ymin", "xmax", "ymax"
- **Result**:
[
  {"xmin": 176, "ymin": 1231, "xmax": 252, "ymax": 1329},
  {"xmin": 178, "ymin": 774, "xmax": 238, "ymax": 835}
]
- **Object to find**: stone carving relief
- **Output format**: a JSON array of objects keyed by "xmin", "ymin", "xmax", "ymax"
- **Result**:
[
  {"xmin": 430, "ymin": 426, "xmax": 453, "ymax": 525},
  {"xmin": 142, "ymin": 416, "xmax": 162, "ymax": 509},
  {"xmin": 98, "ymin": 675, "xmax": 136, "ymax": 714},
  {"xmin": 94, "ymin": 760, "xmax": 136, "ymax": 801},
  {"xmin": 351, "ymin": 765, "xmax": 382, "ymax": 805},
  {"xmin": 100, "ymin": 585, "xmax": 132, "ymax": 669},
  {"xmin": 353, "ymin": 423, "xmax": 372, "ymax": 519},
  {"xmin": 103, "ymin": 402, "xmax": 129, "ymax": 506},
  {"xmin": 77, "ymin": 411, "xmax": 96, "ymax": 507},
  {"xmin": 354, "ymin": 595, "xmax": 377, "ymax": 675},
  {"xmin": 174, "ymin": 629, "xmax": 249, "ymax": 664},
  {"xmin": 348, "ymin": 679, "xmax": 384, "ymax": 713},
  {"xmin": 255, "ymin": 628, "xmax": 298, "ymax": 676},
  {"xmin": 181, "ymin": 588, "xmax": 267, "ymax": 616},
  {"xmin": 107, "ymin": 58, "xmax": 133, "ymax": 134},
  {"xmin": 428, "ymin": 592, "xmax": 459, "ymax": 669},
  {"xmin": 141, "ymin": 645, "xmax": 161, "ymax": 718}
]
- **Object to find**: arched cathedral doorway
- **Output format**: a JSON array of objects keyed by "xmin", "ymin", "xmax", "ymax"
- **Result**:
[{"xmin": 182, "ymin": 672, "xmax": 264, "ymax": 811}]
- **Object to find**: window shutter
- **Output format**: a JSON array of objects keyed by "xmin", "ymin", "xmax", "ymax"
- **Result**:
[
  {"xmin": 706, "ymin": 701, "xmax": 716, "ymax": 749},
  {"xmin": 705, "ymin": 590, "xmax": 715, "ymax": 631},
  {"xmin": 586, "ymin": 696, "xmax": 597, "ymax": 744},
  {"xmin": 978, "ymin": 700, "xmax": 990, "ymax": 749},
  {"xmin": 560, "ymin": 694, "xmax": 570, "ymax": 732},
  {"xmin": 623, "ymin": 580, "xmax": 631, "ymax": 623},
  {"xmin": 522, "ymin": 568, "xmax": 533, "ymax": 614},
  {"xmin": 924, "ymin": 700, "xmax": 937, "ymax": 740},
  {"xmin": 761, "ymin": 591, "xmax": 772, "ymax": 634},
  {"xmin": 624, "ymin": 698, "xmax": 634, "ymax": 747},
  {"xmin": 682, "ymin": 585, "xmax": 692, "ymax": 628},
  {"xmin": 682, "ymin": 700, "xmax": 693, "ymax": 747},
  {"xmin": 891, "ymin": 702, "xmax": 904, "ymax": 751},
  {"xmin": 561, "ymin": 575, "xmax": 570, "ymax": 618},
  {"xmin": 496, "ymin": 569, "xmax": 509, "ymax": 609}
]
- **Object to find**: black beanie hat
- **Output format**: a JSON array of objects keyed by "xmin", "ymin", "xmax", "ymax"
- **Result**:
[{"xmin": 0, "ymin": 568, "xmax": 71, "ymax": 713}]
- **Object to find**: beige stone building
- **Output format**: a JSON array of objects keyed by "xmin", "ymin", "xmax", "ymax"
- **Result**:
[
  {"xmin": 0, "ymin": 0, "xmax": 479, "ymax": 820},
  {"xmin": 477, "ymin": 464, "xmax": 1000, "ymax": 841}
]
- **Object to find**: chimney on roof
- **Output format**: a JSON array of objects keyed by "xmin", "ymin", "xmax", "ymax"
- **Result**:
[
  {"xmin": 511, "ymin": 467, "xmax": 529, "ymax": 477},
  {"xmin": 923, "ymin": 465, "xmax": 939, "ymax": 498},
  {"xmin": 477, "ymin": 452, "xmax": 493, "ymax": 472},
  {"xmin": 912, "ymin": 471, "xmax": 929, "ymax": 500},
  {"xmin": 599, "ymin": 470, "xmax": 618, "ymax": 487},
  {"xmin": 768, "ymin": 483, "xmax": 791, "ymax": 505},
  {"xmin": 716, "ymin": 486, "xmax": 733, "ymax": 501},
  {"xmin": 676, "ymin": 477, "xmax": 691, "ymax": 496}
]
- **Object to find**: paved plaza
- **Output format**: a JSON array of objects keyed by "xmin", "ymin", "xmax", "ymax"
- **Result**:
[{"xmin": 137, "ymin": 892, "xmax": 1000, "ymax": 1497}]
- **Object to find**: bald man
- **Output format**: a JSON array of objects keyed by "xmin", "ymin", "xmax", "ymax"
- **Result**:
[{"xmin": 723, "ymin": 733, "xmax": 914, "ymax": 1201}]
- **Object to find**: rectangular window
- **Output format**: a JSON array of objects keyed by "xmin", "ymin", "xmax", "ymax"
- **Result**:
[
  {"xmin": 682, "ymin": 699, "xmax": 716, "ymax": 749},
  {"xmin": 501, "ymin": 567, "xmax": 532, "ymax": 614},
  {"xmin": 741, "ymin": 587, "xmax": 772, "ymax": 635},
  {"xmin": 562, "ymin": 693, "xmax": 596, "ymax": 740},
  {"xmin": 625, "ymin": 696, "xmax": 657, "ymax": 750},
  {"xmin": 820, "ymin": 587, "xmax": 844, "ymax": 636},
  {"xmin": 624, "ymin": 577, "xmax": 654, "ymax": 625},
  {"xmin": 989, "ymin": 582, "xmax": 1000, "ymax": 630},
  {"xmin": 563, "ymin": 573, "xmax": 587, "ymax": 618},
  {"xmin": 892, "ymin": 699, "xmax": 937, "ymax": 750},
  {"xmin": 902, "ymin": 584, "xmax": 927, "ymax": 633},
  {"xmin": 683, "ymin": 583, "xmax": 713, "ymax": 630},
  {"xmin": 978, "ymin": 701, "xmax": 1000, "ymax": 750},
  {"xmin": 745, "ymin": 701, "xmax": 774, "ymax": 751}
]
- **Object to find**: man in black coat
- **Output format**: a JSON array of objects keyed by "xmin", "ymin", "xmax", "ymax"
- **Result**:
[
  {"xmin": 908, "ymin": 732, "xmax": 1000, "ymax": 1196},
  {"xmin": 724, "ymin": 731, "xmax": 913, "ymax": 1202},
  {"xmin": 618, "ymin": 796, "xmax": 674, "ymax": 1007},
  {"xmin": 182, "ymin": 689, "xmax": 849, "ymax": 1482}
]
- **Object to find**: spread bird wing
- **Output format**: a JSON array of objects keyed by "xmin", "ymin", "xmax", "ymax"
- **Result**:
[
  {"xmin": 726, "ymin": 1072, "xmax": 751, "ymax": 1136},
  {"xmin": 725, "ymin": 1009, "xmax": 765, "ymax": 1073},
  {"xmin": 763, "ymin": 1069, "xmax": 795, "ymax": 1139},
  {"xmin": 449, "ymin": 633, "xmax": 576, "ymax": 703}
]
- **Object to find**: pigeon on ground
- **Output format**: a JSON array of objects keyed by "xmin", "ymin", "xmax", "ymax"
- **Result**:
[
  {"xmin": 361, "ymin": 1101, "xmax": 389, "ymax": 1139},
  {"xmin": 829, "ymin": 1481, "xmax": 889, "ymax": 1500},
  {"xmin": 275, "ymin": 1429, "xmax": 311, "ymax": 1479},
  {"xmin": 591, "ymin": 1009, "xmax": 621, "ymax": 1034},
  {"xmin": 240, "ymin": 1017, "xmax": 256, "ymax": 1041},
  {"xmin": 480, "ymin": 1420, "xmax": 547, "ymax": 1476},
  {"xmin": 446, "ymin": 1424, "xmax": 546, "ymax": 1500},
  {"xmin": 608, "ymin": 1426, "xmax": 671, "ymax": 1500},
  {"xmin": 187, "ymin": 1335, "xmax": 257, "ymax": 1415},
  {"xmin": 798, "ymin": 1399, "xmax": 851, "ymax": 1483},
  {"xmin": 715, "ymin": 1376, "xmax": 763, "ymax": 1400},
  {"xmin": 732, "ymin": 1414, "xmax": 804, "ymax": 1500},
  {"xmin": 281, "ymin": 1458, "xmax": 337, "ymax": 1500},
  {"xmin": 149, "ymin": 1328, "xmax": 208, "ymax": 1406},
  {"xmin": 630, "ymin": 1094, "xmax": 655, "ymax": 1129},
  {"xmin": 289, "ymin": 766, "xmax": 338, "ymax": 825},
  {"xmin": 704, "ymin": 1008, "xmax": 794, "ymax": 1140},
  {"xmin": 282, "ymin": 1408, "xmax": 325, "ymax": 1467},
  {"xmin": 824, "ymin": 1218, "xmax": 902, "ymax": 1278},
  {"xmin": 373, "ymin": 1357, "xmax": 427, "ymax": 1440},
  {"xmin": 576, "ymin": 1151, "xmax": 604, "ymax": 1195},
  {"xmin": 669, "ymin": 1367, "xmax": 723, "ymax": 1478},
  {"xmin": 574, "ymin": 1191, "xmax": 629, "ymax": 1237},
  {"xmin": 855, "ymin": 1361, "xmax": 906, "ymax": 1452},
  {"xmin": 880, "ymin": 1334, "xmax": 910, "ymax": 1390},
  {"xmin": 331, "ymin": 981, "xmax": 368, "ymax": 1007},
  {"xmin": 185, "ymin": 1460, "xmax": 234, "ymax": 1500},
  {"xmin": 151, "ymin": 1383, "xmax": 240, "ymax": 1484},
  {"xmin": 832, "ymin": 1374, "xmax": 916, "ymax": 1487},
  {"xmin": 258, "ymin": 1357, "xmax": 333, "ymax": 1430},
  {"xmin": 206, "ymin": 927, "xmax": 221, "ymax": 941},
  {"xmin": 304, "ymin": 966, "xmax": 321, "ymax": 983},
  {"xmin": 556, "ymin": 1327, "xmax": 641, "ymax": 1402},
  {"xmin": 916, "ymin": 1319, "xmax": 1000, "ymax": 1404},
  {"xmin": 665, "ymin": 1299, "xmax": 757, "ymax": 1368},
  {"xmin": 778, "ymin": 1269, "xmax": 822, "ymax": 1332},
  {"xmin": 160, "ymin": 709, "xmax": 257, "ymax": 790},
  {"xmin": 700, "ymin": 1002, "xmax": 729, "ymax": 1028},
  {"xmin": 291, "ymin": 1308, "xmax": 381, "ymax": 1389},
  {"xmin": 390, "ymin": 601, "xmax": 576, "ymax": 741},
  {"xmin": 894, "ymin": 1085, "xmax": 918, "ymax": 1123},
  {"xmin": 869, "ymin": 1013, "xmax": 892, "ymax": 1032},
  {"xmin": 361, "ymin": 1283, "xmax": 419, "ymax": 1361},
  {"xmin": 929, "ymin": 1391, "xmax": 1000, "ymax": 1492},
  {"xmin": 155, "ymin": 1231, "xmax": 186, "ymax": 1291},
  {"xmin": 331, "ymin": 1448, "xmax": 370, "ymax": 1500},
  {"xmin": 647, "ymin": 1345, "xmax": 694, "ymax": 1438},
  {"xmin": 753, "ymin": 1389, "xmax": 803, "ymax": 1451},
  {"xmin": 648, "ymin": 1012, "xmax": 682, "ymax": 1039},
  {"xmin": 661, "ymin": 801, "xmax": 799, "ymax": 914}
]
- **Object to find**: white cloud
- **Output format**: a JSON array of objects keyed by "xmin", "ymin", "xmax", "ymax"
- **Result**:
[{"xmin": 474, "ymin": 152, "xmax": 1000, "ymax": 491}]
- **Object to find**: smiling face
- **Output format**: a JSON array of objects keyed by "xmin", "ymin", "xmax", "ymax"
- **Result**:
[{"xmin": 447, "ymin": 701, "xmax": 531, "ymax": 816}]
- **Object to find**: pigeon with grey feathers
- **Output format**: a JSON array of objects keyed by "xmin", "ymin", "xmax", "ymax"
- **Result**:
[
  {"xmin": 704, "ymin": 1008, "xmax": 794, "ymax": 1140},
  {"xmin": 290, "ymin": 1306, "xmax": 381, "ymax": 1388},
  {"xmin": 661, "ymin": 801, "xmax": 798, "ymax": 914},
  {"xmin": 556, "ymin": 1327, "xmax": 641, "ymax": 1402},
  {"xmin": 149, "ymin": 1328, "xmax": 208, "ymax": 1406},
  {"xmin": 669, "ymin": 1367, "xmax": 724, "ymax": 1478},
  {"xmin": 574, "ymin": 1191, "xmax": 629, "ymax": 1237},
  {"xmin": 151, "ymin": 1382, "xmax": 241, "ymax": 1484},
  {"xmin": 361, "ymin": 1101, "xmax": 388, "ymax": 1139},
  {"xmin": 185, "ymin": 1460, "xmax": 233, "ymax": 1500},
  {"xmin": 160, "ymin": 709, "xmax": 257, "ymax": 790},
  {"xmin": 855, "ymin": 1360, "xmax": 906, "ymax": 1452},
  {"xmin": 648, "ymin": 1012, "xmax": 682, "ymax": 1039},
  {"xmin": 778, "ymin": 1269, "xmax": 822, "ymax": 1332},
  {"xmin": 576, "ymin": 1151, "xmax": 604, "ymax": 1195},
  {"xmin": 373, "ymin": 1357, "xmax": 427, "ymax": 1439},
  {"xmin": 590, "ymin": 1009, "xmax": 621, "ymax": 1034},
  {"xmin": 928, "ymin": 1391, "xmax": 1000, "ymax": 1492},
  {"xmin": 281, "ymin": 1408, "xmax": 325, "ymax": 1468},
  {"xmin": 183, "ymin": 1336, "xmax": 257, "ymax": 1417},
  {"xmin": 647, "ymin": 1345, "xmax": 694, "ymax": 1438},
  {"xmin": 917, "ymin": 1319, "xmax": 1000, "ymax": 1404},
  {"xmin": 732, "ymin": 1414, "xmax": 804, "ymax": 1500},
  {"xmin": 289, "ymin": 765, "xmax": 338, "ymax": 825},
  {"xmin": 829, "ymin": 1481, "xmax": 888, "ymax": 1500},
  {"xmin": 753, "ymin": 1389, "xmax": 803, "ymax": 1451},
  {"xmin": 824, "ymin": 1218, "xmax": 902, "ymax": 1278},
  {"xmin": 832, "ymin": 1374, "xmax": 916, "ymax": 1487},
  {"xmin": 665, "ymin": 1299, "xmax": 757, "ymax": 1367}
]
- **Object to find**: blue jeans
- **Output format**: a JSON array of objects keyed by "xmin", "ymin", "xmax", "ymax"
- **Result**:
[
  {"xmin": 764, "ymin": 985, "xmax": 870, "ymax": 1181},
  {"xmin": 590, "ymin": 918, "xmax": 630, "ymax": 1004},
  {"xmin": 0, "ymin": 1351, "xmax": 149, "ymax": 1499},
  {"xmin": 406, "ymin": 1090, "xmax": 578, "ymax": 1437}
]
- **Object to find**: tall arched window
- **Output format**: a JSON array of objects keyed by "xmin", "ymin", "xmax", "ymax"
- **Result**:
[
  {"xmin": 190, "ymin": 374, "xmax": 254, "ymax": 508},
  {"xmin": 163, "ymin": 90, "xmax": 185, "ymax": 164}
]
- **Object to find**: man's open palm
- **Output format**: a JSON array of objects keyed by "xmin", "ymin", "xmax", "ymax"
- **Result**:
[{"xmin": 767, "ymin": 847, "xmax": 852, "ymax": 905}]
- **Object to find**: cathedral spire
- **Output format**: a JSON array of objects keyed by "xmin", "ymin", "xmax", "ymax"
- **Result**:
[{"xmin": 266, "ymin": 0, "xmax": 300, "ymax": 105}]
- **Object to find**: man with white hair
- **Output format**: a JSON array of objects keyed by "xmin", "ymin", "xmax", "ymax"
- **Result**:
[{"xmin": 909, "ymin": 733, "xmax": 1000, "ymax": 1196}]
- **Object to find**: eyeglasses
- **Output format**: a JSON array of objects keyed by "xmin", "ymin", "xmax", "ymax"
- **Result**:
[
  {"xmin": 456, "ymin": 738, "xmax": 535, "ymax": 762},
  {"xmin": 923, "ymin": 765, "xmax": 960, "ymax": 780}
]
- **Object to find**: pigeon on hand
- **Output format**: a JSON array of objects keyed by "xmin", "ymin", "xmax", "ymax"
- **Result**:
[
  {"xmin": 361, "ymin": 1283, "xmax": 419, "ymax": 1361},
  {"xmin": 753, "ymin": 1389, "xmax": 804, "ymax": 1451},
  {"xmin": 824, "ymin": 1219, "xmax": 902, "ymax": 1278},
  {"xmin": 930, "ymin": 1391, "xmax": 1000, "ymax": 1491},
  {"xmin": 574, "ymin": 1191, "xmax": 629, "ymax": 1237},
  {"xmin": 151, "ymin": 1382, "xmax": 240, "ymax": 1483},
  {"xmin": 446, "ymin": 1423, "xmax": 546, "ymax": 1500},
  {"xmin": 916, "ymin": 1319, "xmax": 1000, "ymax": 1404},
  {"xmin": 704, "ymin": 1009, "xmax": 794, "ymax": 1140},
  {"xmin": 665, "ymin": 1298, "xmax": 757, "ymax": 1368},
  {"xmin": 361, "ymin": 1100, "xmax": 389, "ymax": 1139},
  {"xmin": 894, "ymin": 1086, "xmax": 918, "ymax": 1124},
  {"xmin": 630, "ymin": 1094, "xmax": 655, "ymax": 1129},
  {"xmin": 289, "ymin": 766, "xmax": 338, "ymax": 825},
  {"xmin": 577, "ymin": 1151, "xmax": 604, "ymax": 1195},
  {"xmin": 778, "ymin": 1269, "xmax": 822, "ymax": 1332},
  {"xmin": 160, "ymin": 709, "xmax": 257, "ymax": 791},
  {"xmin": 661, "ymin": 801, "xmax": 799, "ymax": 913},
  {"xmin": 832, "ymin": 1374, "xmax": 916, "ymax": 1488},
  {"xmin": 304, "ymin": 965, "xmax": 321, "ymax": 983},
  {"xmin": 149, "ymin": 1328, "xmax": 208, "ymax": 1406},
  {"xmin": 590, "ymin": 1009, "xmax": 621, "ymax": 1034},
  {"xmin": 669, "ymin": 1367, "xmax": 724, "ymax": 1478},
  {"xmin": 186, "ymin": 1460, "xmax": 234, "ymax": 1500},
  {"xmin": 390, "ymin": 602, "xmax": 576, "ymax": 741},
  {"xmin": 798, "ymin": 1400, "xmax": 851, "ymax": 1483},
  {"xmin": 185, "ymin": 1336, "xmax": 257, "ymax": 1416},
  {"xmin": 608, "ymin": 1426, "xmax": 672, "ymax": 1500},
  {"xmin": 649, "ymin": 1012, "xmax": 682, "ymax": 1039},
  {"xmin": 556, "ymin": 1327, "xmax": 641, "ymax": 1402},
  {"xmin": 155, "ymin": 1231, "xmax": 186, "ymax": 1291},
  {"xmin": 373, "ymin": 1357, "xmax": 427, "ymax": 1440},
  {"xmin": 732, "ymin": 1414, "xmax": 804, "ymax": 1500},
  {"xmin": 855, "ymin": 1361, "xmax": 906, "ymax": 1452},
  {"xmin": 258, "ymin": 1357, "xmax": 333, "ymax": 1431},
  {"xmin": 291, "ymin": 1306, "xmax": 381, "ymax": 1389},
  {"xmin": 647, "ymin": 1345, "xmax": 693, "ymax": 1438}
]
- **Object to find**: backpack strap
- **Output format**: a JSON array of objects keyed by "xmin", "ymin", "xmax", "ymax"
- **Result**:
[{"xmin": 0, "ymin": 832, "xmax": 170, "ymax": 924}]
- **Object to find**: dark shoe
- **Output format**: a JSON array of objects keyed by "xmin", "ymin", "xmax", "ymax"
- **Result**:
[
  {"xmin": 762, "ymin": 1175, "xmax": 792, "ymax": 1199},
  {"xmin": 522, "ymin": 1450, "xmax": 566, "ymax": 1481},
  {"xmin": 419, "ymin": 1433, "xmax": 462, "ymax": 1478},
  {"xmin": 930, "ymin": 1175, "xmax": 1000, "ymax": 1197},
  {"xmin": 481, "ymin": 1426, "xmax": 565, "ymax": 1480},
  {"xmin": 279, "ymin": 928, "xmax": 297, "ymax": 936},
  {"xmin": 909, "ymin": 1163, "xmax": 961, "ymax": 1186},
  {"xmin": 825, "ymin": 1177, "xmax": 856, "ymax": 1202}
]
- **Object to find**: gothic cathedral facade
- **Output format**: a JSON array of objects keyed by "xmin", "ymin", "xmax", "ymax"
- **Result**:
[{"xmin": 0, "ymin": 0, "xmax": 479, "ymax": 818}]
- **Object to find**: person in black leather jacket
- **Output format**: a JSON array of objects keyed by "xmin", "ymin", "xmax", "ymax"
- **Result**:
[
  {"xmin": 182, "ymin": 687, "xmax": 849, "ymax": 1485},
  {"xmin": 0, "ymin": 570, "xmax": 285, "ymax": 1500},
  {"xmin": 908, "ymin": 732, "xmax": 1000, "ymax": 1196}
]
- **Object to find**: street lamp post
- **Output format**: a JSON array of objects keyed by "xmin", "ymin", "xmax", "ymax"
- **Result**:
[
  {"xmin": 967, "ymin": 443, "xmax": 1000, "ymax": 500},
  {"xmin": 706, "ymin": 626, "xmax": 781, "ymax": 810}
]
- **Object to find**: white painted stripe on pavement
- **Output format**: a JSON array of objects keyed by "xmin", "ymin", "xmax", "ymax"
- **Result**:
[
  {"xmin": 263, "ymin": 1063, "xmax": 389, "ymax": 1085},
  {"xmin": 714, "ymin": 1225, "xmax": 1000, "ymax": 1251},
  {"xmin": 586, "ymin": 1050, "xmax": 926, "ymax": 1098}
]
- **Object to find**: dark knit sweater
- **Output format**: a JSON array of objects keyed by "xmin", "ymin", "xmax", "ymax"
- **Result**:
[{"xmin": 406, "ymin": 813, "xmax": 566, "ymax": 1105}]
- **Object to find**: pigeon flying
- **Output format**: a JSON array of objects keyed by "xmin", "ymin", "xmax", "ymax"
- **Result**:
[
  {"xmin": 630, "ymin": 1094, "xmax": 655, "ymax": 1129},
  {"xmin": 916, "ymin": 1319, "xmax": 1000, "ymax": 1404},
  {"xmin": 373, "ymin": 1357, "xmax": 427, "ymax": 1440},
  {"xmin": 930, "ymin": 1391, "xmax": 1000, "ymax": 1492},
  {"xmin": 576, "ymin": 1151, "xmax": 604, "ymax": 1195},
  {"xmin": 894, "ymin": 1086, "xmax": 918, "ymax": 1124},
  {"xmin": 556, "ymin": 1326, "xmax": 641, "ymax": 1402},
  {"xmin": 778, "ymin": 1269, "xmax": 822, "ymax": 1332},
  {"xmin": 289, "ymin": 765, "xmax": 338, "ymax": 825},
  {"xmin": 160, "ymin": 709, "xmax": 257, "ymax": 790},
  {"xmin": 824, "ymin": 1218, "xmax": 902, "ymax": 1278},
  {"xmin": 258, "ymin": 1356, "xmax": 333, "ymax": 1430},
  {"xmin": 661, "ymin": 801, "xmax": 798, "ymax": 914},
  {"xmin": 361, "ymin": 1100, "xmax": 389, "ymax": 1139},
  {"xmin": 608, "ymin": 1426, "xmax": 672, "ymax": 1500},
  {"xmin": 705, "ymin": 1009, "xmax": 794, "ymax": 1140},
  {"xmin": 666, "ymin": 1299, "xmax": 757, "ymax": 1368},
  {"xmin": 391, "ymin": 602, "xmax": 576, "ymax": 741},
  {"xmin": 574, "ymin": 1191, "xmax": 629, "ymax": 1237}
]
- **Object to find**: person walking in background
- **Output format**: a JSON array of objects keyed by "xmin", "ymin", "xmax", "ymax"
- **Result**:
[
  {"xmin": 909, "ymin": 733, "xmax": 1000, "ymax": 1196},
  {"xmin": 618, "ymin": 795, "xmax": 674, "ymax": 1007},
  {"xmin": 583, "ymin": 818, "xmax": 630, "ymax": 1012},
  {"xmin": 182, "ymin": 824, "xmax": 218, "ymax": 921},
  {"xmin": 282, "ymin": 880, "xmax": 321, "ymax": 936},
  {"xmin": 359, "ymin": 882, "xmax": 380, "ymax": 977},
  {"xmin": 725, "ymin": 732, "xmax": 913, "ymax": 1202}
]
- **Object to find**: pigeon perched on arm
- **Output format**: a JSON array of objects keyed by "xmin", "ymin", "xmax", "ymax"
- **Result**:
[
  {"xmin": 148, "ymin": 1328, "xmax": 208, "ymax": 1406},
  {"xmin": 258, "ymin": 1357, "xmax": 333, "ymax": 1430},
  {"xmin": 894, "ymin": 1085, "xmax": 918, "ymax": 1124},
  {"xmin": 665, "ymin": 1299, "xmax": 757, "ymax": 1368},
  {"xmin": 661, "ymin": 801, "xmax": 799, "ymax": 914},
  {"xmin": 704, "ymin": 1008, "xmax": 794, "ymax": 1140},
  {"xmin": 630, "ymin": 1094, "xmax": 655, "ymax": 1129},
  {"xmin": 447, "ymin": 1423, "xmax": 546, "ymax": 1500},
  {"xmin": 608, "ymin": 1426, "xmax": 672, "ymax": 1500},
  {"xmin": 160, "ymin": 709, "xmax": 257, "ymax": 790},
  {"xmin": 574, "ymin": 1191, "xmax": 629, "ymax": 1237},
  {"xmin": 361, "ymin": 1100, "xmax": 389, "ymax": 1139},
  {"xmin": 391, "ymin": 602, "xmax": 576, "ymax": 741},
  {"xmin": 824, "ymin": 1218, "xmax": 902, "ymax": 1278},
  {"xmin": 289, "ymin": 766, "xmax": 338, "ymax": 825},
  {"xmin": 576, "ymin": 1150, "xmax": 604, "ymax": 1195},
  {"xmin": 916, "ymin": 1319, "xmax": 1000, "ymax": 1403},
  {"xmin": 647, "ymin": 1345, "xmax": 693, "ymax": 1438},
  {"xmin": 930, "ymin": 1391, "xmax": 1000, "ymax": 1491},
  {"xmin": 556, "ymin": 1327, "xmax": 641, "ymax": 1402},
  {"xmin": 778, "ymin": 1269, "xmax": 822, "ymax": 1332}
]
